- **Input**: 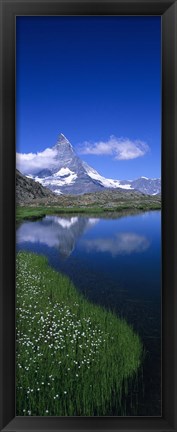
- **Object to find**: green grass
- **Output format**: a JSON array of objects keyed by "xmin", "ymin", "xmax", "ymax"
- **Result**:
[
  {"xmin": 16, "ymin": 252, "xmax": 143, "ymax": 416},
  {"xmin": 16, "ymin": 206, "xmax": 105, "ymax": 222},
  {"xmin": 16, "ymin": 203, "xmax": 161, "ymax": 222}
]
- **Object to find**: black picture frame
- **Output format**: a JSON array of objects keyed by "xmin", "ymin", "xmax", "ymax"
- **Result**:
[{"xmin": 0, "ymin": 0, "xmax": 177, "ymax": 431}]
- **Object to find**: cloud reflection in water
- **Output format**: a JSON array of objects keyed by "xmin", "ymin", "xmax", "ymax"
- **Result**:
[{"xmin": 83, "ymin": 232, "xmax": 150, "ymax": 256}]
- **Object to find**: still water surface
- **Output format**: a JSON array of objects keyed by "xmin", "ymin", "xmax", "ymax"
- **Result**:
[{"xmin": 16, "ymin": 210, "xmax": 161, "ymax": 416}]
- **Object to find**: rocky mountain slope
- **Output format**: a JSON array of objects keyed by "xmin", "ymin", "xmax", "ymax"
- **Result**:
[
  {"xmin": 22, "ymin": 133, "xmax": 161, "ymax": 196},
  {"xmin": 17, "ymin": 180, "xmax": 161, "ymax": 211},
  {"xmin": 16, "ymin": 169, "xmax": 55, "ymax": 204}
]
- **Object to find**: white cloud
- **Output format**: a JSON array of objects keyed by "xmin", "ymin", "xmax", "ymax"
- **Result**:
[
  {"xmin": 16, "ymin": 135, "xmax": 150, "ymax": 175},
  {"xmin": 16, "ymin": 147, "xmax": 58, "ymax": 175},
  {"xmin": 78, "ymin": 135, "xmax": 150, "ymax": 160}
]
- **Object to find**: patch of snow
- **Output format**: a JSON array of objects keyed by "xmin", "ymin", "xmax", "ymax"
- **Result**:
[
  {"xmin": 118, "ymin": 184, "xmax": 134, "ymax": 190},
  {"xmin": 26, "ymin": 174, "xmax": 34, "ymax": 179},
  {"xmin": 84, "ymin": 163, "xmax": 119, "ymax": 187},
  {"xmin": 60, "ymin": 133, "xmax": 70, "ymax": 143},
  {"xmin": 53, "ymin": 189, "xmax": 62, "ymax": 195},
  {"xmin": 141, "ymin": 176, "xmax": 149, "ymax": 180},
  {"xmin": 83, "ymin": 161, "xmax": 133, "ymax": 190},
  {"xmin": 56, "ymin": 172, "xmax": 77, "ymax": 185},
  {"xmin": 53, "ymin": 167, "xmax": 74, "ymax": 177},
  {"xmin": 86, "ymin": 170, "xmax": 132, "ymax": 189},
  {"xmin": 34, "ymin": 176, "xmax": 45, "ymax": 184},
  {"xmin": 35, "ymin": 172, "xmax": 77, "ymax": 186}
]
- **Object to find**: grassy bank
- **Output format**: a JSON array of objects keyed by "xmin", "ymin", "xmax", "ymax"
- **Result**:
[
  {"xmin": 16, "ymin": 206, "xmax": 106, "ymax": 222},
  {"xmin": 16, "ymin": 202, "xmax": 161, "ymax": 222},
  {"xmin": 16, "ymin": 252, "xmax": 143, "ymax": 416}
]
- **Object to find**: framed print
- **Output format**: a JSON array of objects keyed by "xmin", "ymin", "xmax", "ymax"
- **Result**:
[
  {"xmin": 0, "ymin": 1, "xmax": 177, "ymax": 432},
  {"xmin": 15, "ymin": 12, "xmax": 163, "ymax": 419}
]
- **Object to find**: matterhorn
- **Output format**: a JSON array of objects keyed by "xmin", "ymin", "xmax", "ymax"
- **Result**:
[{"xmin": 29, "ymin": 133, "xmax": 161, "ymax": 196}]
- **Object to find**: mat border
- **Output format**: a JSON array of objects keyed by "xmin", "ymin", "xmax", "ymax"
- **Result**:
[{"xmin": 0, "ymin": 1, "xmax": 177, "ymax": 431}]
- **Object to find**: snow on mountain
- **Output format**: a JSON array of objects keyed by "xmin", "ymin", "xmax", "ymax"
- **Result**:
[
  {"xmin": 25, "ymin": 133, "xmax": 161, "ymax": 196},
  {"xmin": 53, "ymin": 167, "xmax": 74, "ymax": 177},
  {"xmin": 82, "ymin": 161, "xmax": 133, "ymax": 190}
]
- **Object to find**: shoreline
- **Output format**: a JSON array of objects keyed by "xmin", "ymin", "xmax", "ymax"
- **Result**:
[
  {"xmin": 16, "ymin": 251, "xmax": 143, "ymax": 416},
  {"xmin": 16, "ymin": 204, "xmax": 161, "ymax": 222}
]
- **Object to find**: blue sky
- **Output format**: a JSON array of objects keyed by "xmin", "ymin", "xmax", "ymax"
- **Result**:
[{"xmin": 16, "ymin": 16, "xmax": 161, "ymax": 180}]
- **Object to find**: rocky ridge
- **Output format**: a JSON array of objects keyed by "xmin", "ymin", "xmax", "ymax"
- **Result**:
[{"xmin": 16, "ymin": 169, "xmax": 55, "ymax": 204}]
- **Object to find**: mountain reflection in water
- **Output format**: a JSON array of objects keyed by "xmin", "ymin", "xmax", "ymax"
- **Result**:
[
  {"xmin": 17, "ymin": 215, "xmax": 150, "ymax": 258},
  {"xmin": 16, "ymin": 216, "xmax": 99, "ymax": 258}
]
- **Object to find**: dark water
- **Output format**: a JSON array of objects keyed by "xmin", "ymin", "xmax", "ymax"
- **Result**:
[{"xmin": 16, "ymin": 211, "xmax": 161, "ymax": 416}]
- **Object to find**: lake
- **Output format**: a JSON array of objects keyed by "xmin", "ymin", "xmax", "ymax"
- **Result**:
[{"xmin": 16, "ymin": 210, "xmax": 161, "ymax": 416}]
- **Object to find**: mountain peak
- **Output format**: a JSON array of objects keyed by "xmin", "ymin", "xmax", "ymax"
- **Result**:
[
  {"xmin": 57, "ymin": 133, "xmax": 70, "ymax": 145},
  {"xmin": 52, "ymin": 133, "xmax": 74, "ymax": 155}
]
